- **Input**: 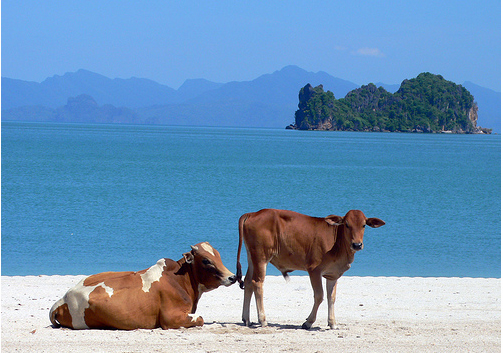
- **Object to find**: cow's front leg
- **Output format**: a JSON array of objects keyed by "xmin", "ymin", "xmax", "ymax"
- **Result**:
[
  {"xmin": 184, "ymin": 314, "xmax": 204, "ymax": 328},
  {"xmin": 326, "ymin": 279, "xmax": 338, "ymax": 329},
  {"xmin": 160, "ymin": 312, "xmax": 204, "ymax": 329},
  {"xmin": 303, "ymin": 271, "xmax": 323, "ymax": 329}
]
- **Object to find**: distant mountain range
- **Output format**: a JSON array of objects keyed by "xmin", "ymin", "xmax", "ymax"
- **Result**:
[{"xmin": 2, "ymin": 65, "xmax": 500, "ymax": 132}]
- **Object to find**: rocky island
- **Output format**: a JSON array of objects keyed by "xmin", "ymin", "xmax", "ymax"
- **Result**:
[{"xmin": 288, "ymin": 73, "xmax": 492, "ymax": 134}]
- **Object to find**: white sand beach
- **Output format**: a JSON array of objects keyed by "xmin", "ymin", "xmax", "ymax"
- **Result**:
[{"xmin": 1, "ymin": 275, "xmax": 500, "ymax": 352}]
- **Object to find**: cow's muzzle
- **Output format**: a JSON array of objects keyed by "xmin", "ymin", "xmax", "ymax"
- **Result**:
[
  {"xmin": 223, "ymin": 274, "xmax": 237, "ymax": 286},
  {"xmin": 351, "ymin": 243, "xmax": 363, "ymax": 251}
]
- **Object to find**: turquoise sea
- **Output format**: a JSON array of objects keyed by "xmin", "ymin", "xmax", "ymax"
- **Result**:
[{"xmin": 2, "ymin": 122, "xmax": 501, "ymax": 278}]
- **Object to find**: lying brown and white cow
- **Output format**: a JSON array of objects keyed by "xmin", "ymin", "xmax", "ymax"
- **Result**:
[
  {"xmin": 50, "ymin": 242, "xmax": 236, "ymax": 330},
  {"xmin": 236, "ymin": 209, "xmax": 385, "ymax": 329}
]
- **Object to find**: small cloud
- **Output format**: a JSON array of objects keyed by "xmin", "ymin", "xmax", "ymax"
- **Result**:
[{"xmin": 354, "ymin": 47, "xmax": 385, "ymax": 57}]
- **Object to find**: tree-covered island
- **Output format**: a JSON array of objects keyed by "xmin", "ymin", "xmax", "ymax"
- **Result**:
[{"xmin": 288, "ymin": 73, "xmax": 492, "ymax": 134}]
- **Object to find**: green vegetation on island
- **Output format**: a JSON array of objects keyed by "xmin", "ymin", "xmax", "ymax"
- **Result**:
[{"xmin": 289, "ymin": 73, "xmax": 491, "ymax": 134}]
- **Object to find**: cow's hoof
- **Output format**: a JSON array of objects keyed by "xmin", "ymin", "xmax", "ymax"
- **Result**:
[
  {"xmin": 302, "ymin": 321, "xmax": 312, "ymax": 330},
  {"xmin": 242, "ymin": 319, "xmax": 251, "ymax": 327},
  {"xmin": 259, "ymin": 320, "xmax": 268, "ymax": 327}
]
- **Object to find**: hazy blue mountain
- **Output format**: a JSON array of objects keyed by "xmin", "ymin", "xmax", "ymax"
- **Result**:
[
  {"xmin": 2, "ymin": 70, "xmax": 178, "ymax": 109},
  {"xmin": 54, "ymin": 94, "xmax": 139, "ymax": 124},
  {"xmin": 2, "ymin": 78, "xmax": 49, "ymax": 110},
  {"xmin": 189, "ymin": 65, "xmax": 357, "ymax": 105},
  {"xmin": 176, "ymin": 78, "xmax": 224, "ymax": 102},
  {"xmin": 2, "ymin": 94, "xmax": 139, "ymax": 124}
]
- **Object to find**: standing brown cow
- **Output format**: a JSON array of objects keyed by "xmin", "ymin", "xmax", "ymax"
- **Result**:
[{"xmin": 236, "ymin": 209, "xmax": 385, "ymax": 329}]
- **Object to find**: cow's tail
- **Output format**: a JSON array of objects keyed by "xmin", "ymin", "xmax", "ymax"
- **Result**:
[{"xmin": 236, "ymin": 213, "xmax": 249, "ymax": 290}]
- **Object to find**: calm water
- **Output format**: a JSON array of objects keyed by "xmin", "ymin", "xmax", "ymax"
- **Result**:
[{"xmin": 2, "ymin": 122, "xmax": 501, "ymax": 277}]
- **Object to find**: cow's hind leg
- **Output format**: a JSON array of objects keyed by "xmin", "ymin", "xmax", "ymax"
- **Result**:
[
  {"xmin": 251, "ymin": 262, "xmax": 268, "ymax": 327},
  {"xmin": 303, "ymin": 271, "xmax": 323, "ymax": 329},
  {"xmin": 241, "ymin": 263, "xmax": 254, "ymax": 326}
]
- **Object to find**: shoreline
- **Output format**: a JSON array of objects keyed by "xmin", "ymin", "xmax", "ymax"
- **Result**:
[
  {"xmin": 3, "ymin": 272, "xmax": 501, "ymax": 279},
  {"xmin": 2, "ymin": 275, "xmax": 500, "ymax": 352}
]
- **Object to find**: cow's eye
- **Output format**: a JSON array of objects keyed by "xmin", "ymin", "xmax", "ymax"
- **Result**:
[
  {"xmin": 362, "ymin": 224, "xmax": 366, "ymax": 228},
  {"xmin": 202, "ymin": 259, "xmax": 212, "ymax": 266}
]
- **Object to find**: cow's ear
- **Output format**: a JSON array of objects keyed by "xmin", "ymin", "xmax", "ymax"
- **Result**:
[
  {"xmin": 325, "ymin": 215, "xmax": 343, "ymax": 226},
  {"xmin": 183, "ymin": 252, "xmax": 194, "ymax": 264},
  {"xmin": 366, "ymin": 218, "xmax": 385, "ymax": 228}
]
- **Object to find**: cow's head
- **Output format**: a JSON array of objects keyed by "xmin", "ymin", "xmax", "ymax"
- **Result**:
[
  {"xmin": 183, "ymin": 242, "xmax": 237, "ymax": 292},
  {"xmin": 325, "ymin": 210, "xmax": 385, "ymax": 252}
]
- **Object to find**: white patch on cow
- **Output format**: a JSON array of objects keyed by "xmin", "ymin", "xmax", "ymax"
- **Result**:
[
  {"xmin": 141, "ymin": 258, "xmax": 166, "ymax": 293},
  {"xmin": 63, "ymin": 278, "xmax": 114, "ymax": 329},
  {"xmin": 188, "ymin": 313, "xmax": 199, "ymax": 323},
  {"xmin": 102, "ymin": 284, "xmax": 114, "ymax": 297},
  {"xmin": 200, "ymin": 242, "xmax": 215, "ymax": 256}
]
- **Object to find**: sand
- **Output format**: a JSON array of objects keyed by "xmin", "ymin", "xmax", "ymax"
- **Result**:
[{"xmin": 1, "ymin": 275, "xmax": 500, "ymax": 352}]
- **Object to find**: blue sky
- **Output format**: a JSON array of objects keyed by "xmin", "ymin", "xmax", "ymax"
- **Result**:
[{"xmin": 2, "ymin": 1, "xmax": 501, "ymax": 91}]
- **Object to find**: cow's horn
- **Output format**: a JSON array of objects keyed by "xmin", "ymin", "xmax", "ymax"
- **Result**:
[{"xmin": 191, "ymin": 245, "xmax": 199, "ymax": 251}]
